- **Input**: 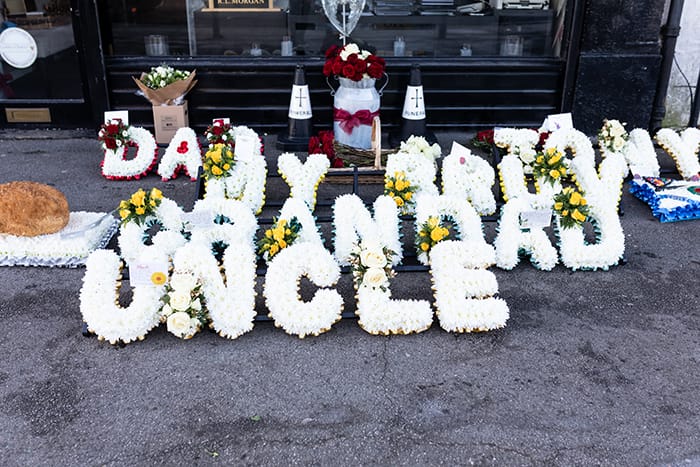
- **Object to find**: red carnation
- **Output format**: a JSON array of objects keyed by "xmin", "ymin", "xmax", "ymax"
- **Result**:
[
  {"xmin": 104, "ymin": 138, "xmax": 117, "ymax": 150},
  {"xmin": 331, "ymin": 157, "xmax": 344, "ymax": 168},
  {"xmin": 332, "ymin": 60, "xmax": 343, "ymax": 75}
]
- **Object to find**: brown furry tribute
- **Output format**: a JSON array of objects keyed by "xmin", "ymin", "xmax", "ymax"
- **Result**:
[{"xmin": 0, "ymin": 181, "xmax": 70, "ymax": 236}]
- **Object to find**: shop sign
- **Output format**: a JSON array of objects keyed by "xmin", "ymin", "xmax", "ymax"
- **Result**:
[{"xmin": 205, "ymin": 0, "xmax": 275, "ymax": 11}]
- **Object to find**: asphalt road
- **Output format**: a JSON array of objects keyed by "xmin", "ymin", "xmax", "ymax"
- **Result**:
[{"xmin": 0, "ymin": 130, "xmax": 698, "ymax": 466}]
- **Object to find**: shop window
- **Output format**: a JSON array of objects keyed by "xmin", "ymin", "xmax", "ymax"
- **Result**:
[
  {"xmin": 102, "ymin": 0, "xmax": 568, "ymax": 59},
  {"xmin": 0, "ymin": 0, "xmax": 83, "ymax": 100}
]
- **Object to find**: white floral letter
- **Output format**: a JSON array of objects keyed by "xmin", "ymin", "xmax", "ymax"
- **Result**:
[
  {"xmin": 430, "ymin": 240, "xmax": 509, "ymax": 333},
  {"xmin": 80, "ymin": 249, "xmax": 164, "ymax": 344},
  {"xmin": 263, "ymin": 243, "xmax": 343, "ymax": 338},
  {"xmin": 157, "ymin": 127, "xmax": 202, "ymax": 181},
  {"xmin": 277, "ymin": 153, "xmax": 329, "ymax": 210},
  {"xmin": 332, "ymin": 194, "xmax": 402, "ymax": 266}
]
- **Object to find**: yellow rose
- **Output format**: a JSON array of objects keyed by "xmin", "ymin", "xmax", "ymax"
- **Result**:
[
  {"xmin": 272, "ymin": 227, "xmax": 285, "ymax": 242},
  {"xmin": 546, "ymin": 147, "xmax": 557, "ymax": 156},
  {"xmin": 278, "ymin": 239, "xmax": 287, "ymax": 249},
  {"xmin": 150, "ymin": 187, "xmax": 163, "ymax": 200},
  {"xmin": 385, "ymin": 180, "xmax": 394, "ymax": 189},
  {"xmin": 547, "ymin": 154, "xmax": 562, "ymax": 165},
  {"xmin": 559, "ymin": 167, "xmax": 567, "ymax": 176},
  {"xmin": 404, "ymin": 192, "xmax": 412, "ymax": 200},
  {"xmin": 420, "ymin": 242, "xmax": 430, "ymax": 251},
  {"xmin": 562, "ymin": 210, "xmax": 569, "ymax": 217},
  {"xmin": 554, "ymin": 202, "xmax": 563, "ymax": 211},
  {"xmin": 223, "ymin": 163, "xmax": 231, "ymax": 171},
  {"xmin": 209, "ymin": 150, "xmax": 222, "ymax": 164},
  {"xmin": 135, "ymin": 207, "xmax": 146, "ymax": 215},
  {"xmin": 580, "ymin": 198, "xmax": 587, "ymax": 206},
  {"xmin": 119, "ymin": 200, "xmax": 129, "ymax": 209},
  {"xmin": 430, "ymin": 228, "xmax": 445, "ymax": 242},
  {"xmin": 130, "ymin": 189, "xmax": 146, "ymax": 207},
  {"xmin": 265, "ymin": 229, "xmax": 273, "ymax": 238},
  {"xmin": 536, "ymin": 155, "xmax": 544, "ymax": 164},
  {"xmin": 427, "ymin": 217, "xmax": 439, "ymax": 229},
  {"xmin": 572, "ymin": 209, "xmax": 586, "ymax": 222},
  {"xmin": 570, "ymin": 191, "xmax": 582, "ymax": 205},
  {"xmin": 395, "ymin": 179, "xmax": 406, "ymax": 192},
  {"xmin": 394, "ymin": 196, "xmax": 404, "ymax": 207},
  {"xmin": 549, "ymin": 170, "xmax": 561, "ymax": 179},
  {"xmin": 119, "ymin": 209, "xmax": 130, "ymax": 219},
  {"xmin": 211, "ymin": 166, "xmax": 223, "ymax": 176},
  {"xmin": 269, "ymin": 244, "xmax": 279, "ymax": 256}
]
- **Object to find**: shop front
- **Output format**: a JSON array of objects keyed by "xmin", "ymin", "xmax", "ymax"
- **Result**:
[{"xmin": 0, "ymin": 0, "xmax": 667, "ymax": 134}]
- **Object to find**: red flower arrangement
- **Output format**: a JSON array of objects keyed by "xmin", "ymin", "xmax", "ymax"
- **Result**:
[
  {"xmin": 98, "ymin": 119, "xmax": 130, "ymax": 151},
  {"xmin": 309, "ymin": 130, "xmax": 344, "ymax": 168},
  {"xmin": 204, "ymin": 119, "xmax": 235, "ymax": 146},
  {"xmin": 323, "ymin": 43, "xmax": 385, "ymax": 82}
]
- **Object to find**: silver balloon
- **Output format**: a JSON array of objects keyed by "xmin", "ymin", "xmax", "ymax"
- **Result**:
[{"xmin": 322, "ymin": 0, "xmax": 367, "ymax": 40}]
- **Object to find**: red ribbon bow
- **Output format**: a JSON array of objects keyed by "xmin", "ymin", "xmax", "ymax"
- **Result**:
[{"xmin": 333, "ymin": 108, "xmax": 379, "ymax": 134}]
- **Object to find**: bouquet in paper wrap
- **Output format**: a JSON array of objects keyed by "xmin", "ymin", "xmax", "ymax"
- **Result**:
[{"xmin": 133, "ymin": 65, "xmax": 197, "ymax": 105}]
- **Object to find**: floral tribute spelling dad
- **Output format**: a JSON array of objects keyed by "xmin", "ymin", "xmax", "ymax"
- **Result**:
[{"xmin": 81, "ymin": 119, "xmax": 700, "ymax": 345}]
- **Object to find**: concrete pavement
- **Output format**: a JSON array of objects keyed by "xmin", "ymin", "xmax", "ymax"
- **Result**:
[{"xmin": 0, "ymin": 130, "xmax": 698, "ymax": 465}]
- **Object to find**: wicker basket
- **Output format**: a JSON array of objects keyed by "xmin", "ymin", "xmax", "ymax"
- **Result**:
[{"xmin": 333, "ymin": 141, "xmax": 394, "ymax": 169}]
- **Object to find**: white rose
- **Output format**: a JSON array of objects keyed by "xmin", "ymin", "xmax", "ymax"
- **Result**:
[
  {"xmin": 362, "ymin": 267, "xmax": 388, "ymax": 289},
  {"xmin": 167, "ymin": 312, "xmax": 194, "ymax": 338},
  {"xmin": 169, "ymin": 290, "xmax": 191, "ymax": 312},
  {"xmin": 520, "ymin": 149, "xmax": 536, "ymax": 164},
  {"xmin": 161, "ymin": 303, "xmax": 172, "ymax": 316},
  {"xmin": 610, "ymin": 122, "xmax": 624, "ymax": 137},
  {"xmin": 191, "ymin": 298, "xmax": 201, "ymax": 311},
  {"xmin": 612, "ymin": 136, "xmax": 625, "ymax": 152},
  {"xmin": 170, "ymin": 272, "xmax": 198, "ymax": 292},
  {"xmin": 360, "ymin": 249, "xmax": 386, "ymax": 269}
]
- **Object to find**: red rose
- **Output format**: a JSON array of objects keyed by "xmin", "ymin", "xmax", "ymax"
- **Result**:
[
  {"xmin": 308, "ymin": 136, "xmax": 321, "ymax": 154},
  {"xmin": 332, "ymin": 60, "xmax": 343, "ymax": 75},
  {"xmin": 106, "ymin": 124, "xmax": 119, "ymax": 134},
  {"xmin": 342, "ymin": 64, "xmax": 356, "ymax": 79},
  {"xmin": 212, "ymin": 125, "xmax": 224, "ymax": 136},
  {"xmin": 104, "ymin": 138, "xmax": 117, "ymax": 150},
  {"xmin": 331, "ymin": 157, "xmax": 344, "ymax": 168},
  {"xmin": 476, "ymin": 129, "xmax": 494, "ymax": 144},
  {"xmin": 325, "ymin": 45, "xmax": 340, "ymax": 58},
  {"xmin": 323, "ymin": 61, "xmax": 333, "ymax": 77},
  {"xmin": 354, "ymin": 60, "xmax": 366, "ymax": 74},
  {"xmin": 347, "ymin": 53, "xmax": 359, "ymax": 64},
  {"xmin": 367, "ymin": 65, "xmax": 382, "ymax": 79}
]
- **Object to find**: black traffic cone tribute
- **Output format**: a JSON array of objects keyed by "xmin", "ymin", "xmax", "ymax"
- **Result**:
[
  {"xmin": 277, "ymin": 64, "xmax": 313, "ymax": 151},
  {"xmin": 390, "ymin": 63, "xmax": 437, "ymax": 147}
]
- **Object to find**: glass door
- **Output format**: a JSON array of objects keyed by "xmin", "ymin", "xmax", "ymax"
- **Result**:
[{"xmin": 0, "ymin": 0, "xmax": 101, "ymax": 126}]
